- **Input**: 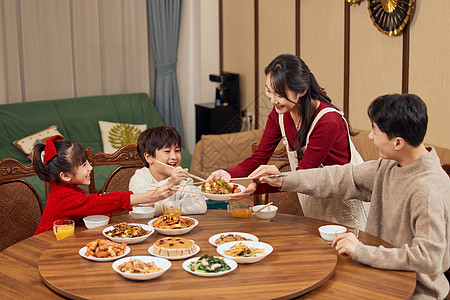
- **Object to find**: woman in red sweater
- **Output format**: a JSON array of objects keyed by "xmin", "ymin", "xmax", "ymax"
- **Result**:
[
  {"xmin": 208, "ymin": 54, "xmax": 368, "ymax": 229},
  {"xmin": 33, "ymin": 135, "xmax": 181, "ymax": 235}
]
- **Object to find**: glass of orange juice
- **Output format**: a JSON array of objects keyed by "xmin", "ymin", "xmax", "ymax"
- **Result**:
[
  {"xmin": 227, "ymin": 203, "xmax": 251, "ymax": 218},
  {"xmin": 53, "ymin": 219, "xmax": 75, "ymax": 240},
  {"xmin": 163, "ymin": 201, "xmax": 182, "ymax": 216}
]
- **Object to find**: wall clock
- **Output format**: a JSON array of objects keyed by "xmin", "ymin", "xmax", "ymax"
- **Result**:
[{"xmin": 368, "ymin": 0, "xmax": 415, "ymax": 36}]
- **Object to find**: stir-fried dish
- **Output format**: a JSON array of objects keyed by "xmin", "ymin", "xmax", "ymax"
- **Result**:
[
  {"xmin": 224, "ymin": 242, "xmax": 265, "ymax": 257},
  {"xmin": 105, "ymin": 222, "xmax": 149, "ymax": 238},
  {"xmin": 201, "ymin": 178, "xmax": 241, "ymax": 194},
  {"xmin": 152, "ymin": 214, "xmax": 195, "ymax": 229},
  {"xmin": 189, "ymin": 254, "xmax": 231, "ymax": 273},
  {"xmin": 117, "ymin": 259, "xmax": 162, "ymax": 274}
]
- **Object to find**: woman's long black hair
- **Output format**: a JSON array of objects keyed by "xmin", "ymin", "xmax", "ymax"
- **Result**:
[{"xmin": 265, "ymin": 54, "xmax": 340, "ymax": 159}]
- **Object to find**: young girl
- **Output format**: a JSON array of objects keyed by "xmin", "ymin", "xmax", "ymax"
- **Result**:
[
  {"xmin": 33, "ymin": 135, "xmax": 177, "ymax": 235},
  {"xmin": 129, "ymin": 126, "xmax": 207, "ymax": 216}
]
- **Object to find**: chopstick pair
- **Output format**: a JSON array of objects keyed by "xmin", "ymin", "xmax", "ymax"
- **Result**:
[
  {"xmin": 154, "ymin": 160, "xmax": 206, "ymax": 182},
  {"xmin": 147, "ymin": 184, "xmax": 204, "ymax": 196}
]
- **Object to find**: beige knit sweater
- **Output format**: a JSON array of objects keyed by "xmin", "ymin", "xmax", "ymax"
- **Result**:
[{"xmin": 282, "ymin": 148, "xmax": 450, "ymax": 299}]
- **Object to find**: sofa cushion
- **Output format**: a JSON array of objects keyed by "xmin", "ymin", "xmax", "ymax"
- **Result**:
[
  {"xmin": 13, "ymin": 125, "xmax": 62, "ymax": 157},
  {"xmin": 98, "ymin": 121, "xmax": 146, "ymax": 154}
]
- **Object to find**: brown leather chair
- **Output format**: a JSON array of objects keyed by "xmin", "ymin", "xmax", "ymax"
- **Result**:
[
  {"xmin": 86, "ymin": 144, "xmax": 143, "ymax": 194},
  {"xmin": 252, "ymin": 143, "xmax": 303, "ymax": 216},
  {"xmin": 0, "ymin": 158, "xmax": 43, "ymax": 251}
]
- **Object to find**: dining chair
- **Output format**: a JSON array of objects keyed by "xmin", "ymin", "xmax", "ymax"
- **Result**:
[
  {"xmin": 251, "ymin": 143, "xmax": 303, "ymax": 216},
  {"xmin": 86, "ymin": 144, "xmax": 143, "ymax": 194},
  {"xmin": 0, "ymin": 158, "xmax": 43, "ymax": 251}
]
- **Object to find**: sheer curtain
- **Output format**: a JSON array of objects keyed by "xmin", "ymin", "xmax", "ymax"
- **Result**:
[{"xmin": 148, "ymin": 0, "xmax": 185, "ymax": 143}]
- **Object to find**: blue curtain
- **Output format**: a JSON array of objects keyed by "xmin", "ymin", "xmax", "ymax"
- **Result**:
[{"xmin": 148, "ymin": 0, "xmax": 184, "ymax": 144}]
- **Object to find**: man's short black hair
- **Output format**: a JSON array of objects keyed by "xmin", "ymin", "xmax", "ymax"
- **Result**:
[
  {"xmin": 137, "ymin": 126, "xmax": 181, "ymax": 167},
  {"xmin": 368, "ymin": 94, "xmax": 428, "ymax": 147}
]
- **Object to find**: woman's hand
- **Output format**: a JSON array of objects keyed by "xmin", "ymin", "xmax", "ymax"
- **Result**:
[
  {"xmin": 250, "ymin": 165, "xmax": 284, "ymax": 188},
  {"xmin": 206, "ymin": 169, "xmax": 231, "ymax": 182},
  {"xmin": 331, "ymin": 233, "xmax": 360, "ymax": 258},
  {"xmin": 168, "ymin": 166, "xmax": 189, "ymax": 187},
  {"xmin": 227, "ymin": 182, "xmax": 257, "ymax": 201},
  {"xmin": 130, "ymin": 181, "xmax": 177, "ymax": 205}
]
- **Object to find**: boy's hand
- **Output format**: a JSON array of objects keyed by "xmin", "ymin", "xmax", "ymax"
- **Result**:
[
  {"xmin": 250, "ymin": 165, "xmax": 283, "ymax": 188},
  {"xmin": 206, "ymin": 169, "xmax": 231, "ymax": 182},
  {"xmin": 227, "ymin": 182, "xmax": 257, "ymax": 201},
  {"xmin": 331, "ymin": 233, "xmax": 359, "ymax": 258},
  {"xmin": 169, "ymin": 166, "xmax": 189, "ymax": 187}
]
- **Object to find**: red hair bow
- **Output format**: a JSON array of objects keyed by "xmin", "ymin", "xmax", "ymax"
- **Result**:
[{"xmin": 43, "ymin": 135, "xmax": 64, "ymax": 163}]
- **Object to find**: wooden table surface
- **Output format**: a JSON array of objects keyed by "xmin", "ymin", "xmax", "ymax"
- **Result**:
[{"xmin": 0, "ymin": 210, "xmax": 416, "ymax": 299}]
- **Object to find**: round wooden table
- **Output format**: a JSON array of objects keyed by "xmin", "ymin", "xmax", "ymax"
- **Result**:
[{"xmin": 0, "ymin": 210, "xmax": 416, "ymax": 299}]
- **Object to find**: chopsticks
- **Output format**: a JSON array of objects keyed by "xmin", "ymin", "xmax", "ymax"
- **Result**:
[
  {"xmin": 154, "ymin": 160, "xmax": 206, "ymax": 182},
  {"xmin": 147, "ymin": 184, "xmax": 204, "ymax": 195},
  {"xmin": 251, "ymin": 202, "xmax": 273, "ymax": 216},
  {"xmin": 229, "ymin": 177, "xmax": 256, "ymax": 181}
]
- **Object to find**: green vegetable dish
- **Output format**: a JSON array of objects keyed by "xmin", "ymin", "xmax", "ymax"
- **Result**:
[{"xmin": 190, "ymin": 254, "xmax": 231, "ymax": 273}]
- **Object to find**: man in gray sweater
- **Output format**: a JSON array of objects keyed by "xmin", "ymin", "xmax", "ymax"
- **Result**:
[{"xmin": 237, "ymin": 94, "xmax": 450, "ymax": 299}]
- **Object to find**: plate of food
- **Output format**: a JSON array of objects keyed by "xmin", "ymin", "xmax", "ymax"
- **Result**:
[
  {"xmin": 149, "ymin": 215, "xmax": 198, "ymax": 235},
  {"xmin": 112, "ymin": 256, "xmax": 171, "ymax": 281},
  {"xmin": 216, "ymin": 241, "xmax": 273, "ymax": 264},
  {"xmin": 102, "ymin": 222, "xmax": 154, "ymax": 244},
  {"xmin": 79, "ymin": 239, "xmax": 130, "ymax": 262},
  {"xmin": 209, "ymin": 232, "xmax": 259, "ymax": 247},
  {"xmin": 199, "ymin": 178, "xmax": 245, "ymax": 201},
  {"xmin": 182, "ymin": 254, "xmax": 237, "ymax": 277},
  {"xmin": 148, "ymin": 237, "xmax": 200, "ymax": 260}
]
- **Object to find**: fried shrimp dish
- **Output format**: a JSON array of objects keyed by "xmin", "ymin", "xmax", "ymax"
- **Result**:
[
  {"xmin": 85, "ymin": 239, "xmax": 127, "ymax": 258},
  {"xmin": 151, "ymin": 214, "xmax": 195, "ymax": 229},
  {"xmin": 201, "ymin": 178, "xmax": 241, "ymax": 194}
]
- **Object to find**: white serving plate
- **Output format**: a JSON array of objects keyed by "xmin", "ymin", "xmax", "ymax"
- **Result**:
[
  {"xmin": 208, "ymin": 232, "xmax": 259, "ymax": 247},
  {"xmin": 112, "ymin": 256, "xmax": 171, "ymax": 281},
  {"xmin": 102, "ymin": 223, "xmax": 154, "ymax": 244},
  {"xmin": 216, "ymin": 241, "xmax": 273, "ymax": 264},
  {"xmin": 182, "ymin": 256, "xmax": 238, "ymax": 277},
  {"xmin": 148, "ymin": 244, "xmax": 200, "ymax": 260},
  {"xmin": 79, "ymin": 245, "xmax": 130, "ymax": 262},
  {"xmin": 197, "ymin": 184, "xmax": 246, "ymax": 201},
  {"xmin": 148, "ymin": 217, "xmax": 198, "ymax": 236}
]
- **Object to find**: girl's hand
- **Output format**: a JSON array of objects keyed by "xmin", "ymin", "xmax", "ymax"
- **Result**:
[
  {"xmin": 227, "ymin": 182, "xmax": 257, "ymax": 201},
  {"xmin": 168, "ymin": 166, "xmax": 189, "ymax": 187},
  {"xmin": 206, "ymin": 169, "xmax": 231, "ymax": 182},
  {"xmin": 331, "ymin": 233, "xmax": 359, "ymax": 258},
  {"xmin": 250, "ymin": 165, "xmax": 284, "ymax": 188}
]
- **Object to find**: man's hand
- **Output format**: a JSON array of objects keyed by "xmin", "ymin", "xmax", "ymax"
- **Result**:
[
  {"xmin": 250, "ymin": 165, "xmax": 284, "ymax": 188},
  {"xmin": 331, "ymin": 233, "xmax": 360, "ymax": 258}
]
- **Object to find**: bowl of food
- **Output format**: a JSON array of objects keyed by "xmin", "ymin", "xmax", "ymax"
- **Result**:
[
  {"xmin": 103, "ymin": 222, "xmax": 154, "ymax": 244},
  {"xmin": 252, "ymin": 205, "xmax": 278, "ymax": 220},
  {"xmin": 149, "ymin": 215, "xmax": 198, "ymax": 236},
  {"xmin": 199, "ymin": 178, "xmax": 245, "ymax": 201},
  {"xmin": 318, "ymin": 225, "xmax": 347, "ymax": 242},
  {"xmin": 216, "ymin": 241, "xmax": 273, "ymax": 264},
  {"xmin": 182, "ymin": 254, "xmax": 238, "ymax": 277},
  {"xmin": 112, "ymin": 256, "xmax": 171, "ymax": 281},
  {"xmin": 79, "ymin": 239, "xmax": 130, "ymax": 262},
  {"xmin": 130, "ymin": 206, "xmax": 156, "ymax": 219},
  {"xmin": 208, "ymin": 232, "xmax": 259, "ymax": 247},
  {"xmin": 83, "ymin": 215, "xmax": 110, "ymax": 229}
]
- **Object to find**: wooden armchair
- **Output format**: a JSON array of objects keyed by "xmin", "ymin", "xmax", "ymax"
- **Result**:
[
  {"xmin": 0, "ymin": 158, "xmax": 43, "ymax": 251},
  {"xmin": 86, "ymin": 144, "xmax": 143, "ymax": 194},
  {"xmin": 252, "ymin": 143, "xmax": 303, "ymax": 216}
]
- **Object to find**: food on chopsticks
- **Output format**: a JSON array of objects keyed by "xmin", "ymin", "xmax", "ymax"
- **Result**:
[
  {"xmin": 105, "ymin": 222, "xmax": 150, "ymax": 238},
  {"xmin": 85, "ymin": 239, "xmax": 127, "ymax": 258},
  {"xmin": 201, "ymin": 178, "xmax": 241, "ymax": 194},
  {"xmin": 189, "ymin": 254, "xmax": 231, "ymax": 273},
  {"xmin": 215, "ymin": 234, "xmax": 252, "ymax": 246},
  {"xmin": 224, "ymin": 242, "xmax": 265, "ymax": 257},
  {"xmin": 153, "ymin": 237, "xmax": 196, "ymax": 257},
  {"xmin": 117, "ymin": 259, "xmax": 162, "ymax": 274},
  {"xmin": 151, "ymin": 214, "xmax": 195, "ymax": 229}
]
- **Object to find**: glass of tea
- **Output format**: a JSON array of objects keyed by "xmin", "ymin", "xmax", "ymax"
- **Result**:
[{"xmin": 163, "ymin": 201, "xmax": 182, "ymax": 216}]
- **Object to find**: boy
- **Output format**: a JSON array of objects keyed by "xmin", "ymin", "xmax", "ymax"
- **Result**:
[
  {"xmin": 129, "ymin": 126, "xmax": 207, "ymax": 216},
  {"xmin": 243, "ymin": 94, "xmax": 450, "ymax": 299}
]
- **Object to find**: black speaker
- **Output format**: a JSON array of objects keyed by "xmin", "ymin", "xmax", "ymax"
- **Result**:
[{"xmin": 209, "ymin": 72, "xmax": 239, "ymax": 108}]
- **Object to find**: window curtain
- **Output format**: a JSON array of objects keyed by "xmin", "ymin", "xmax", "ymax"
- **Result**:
[{"xmin": 148, "ymin": 0, "xmax": 184, "ymax": 144}]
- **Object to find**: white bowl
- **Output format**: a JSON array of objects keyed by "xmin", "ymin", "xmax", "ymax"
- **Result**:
[
  {"xmin": 216, "ymin": 241, "xmax": 273, "ymax": 264},
  {"xmin": 79, "ymin": 245, "xmax": 130, "ymax": 262},
  {"xmin": 103, "ymin": 223, "xmax": 154, "ymax": 244},
  {"xmin": 252, "ymin": 205, "xmax": 278, "ymax": 220},
  {"xmin": 112, "ymin": 256, "xmax": 171, "ymax": 280},
  {"xmin": 182, "ymin": 256, "xmax": 238, "ymax": 277},
  {"xmin": 208, "ymin": 232, "xmax": 259, "ymax": 247},
  {"xmin": 83, "ymin": 215, "xmax": 110, "ymax": 229},
  {"xmin": 148, "ymin": 217, "xmax": 198, "ymax": 236},
  {"xmin": 130, "ymin": 206, "xmax": 156, "ymax": 219},
  {"xmin": 318, "ymin": 225, "xmax": 347, "ymax": 242}
]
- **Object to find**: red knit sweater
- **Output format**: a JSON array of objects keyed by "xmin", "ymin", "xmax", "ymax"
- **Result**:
[
  {"xmin": 34, "ymin": 181, "xmax": 133, "ymax": 235},
  {"xmin": 228, "ymin": 102, "xmax": 350, "ymax": 194}
]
